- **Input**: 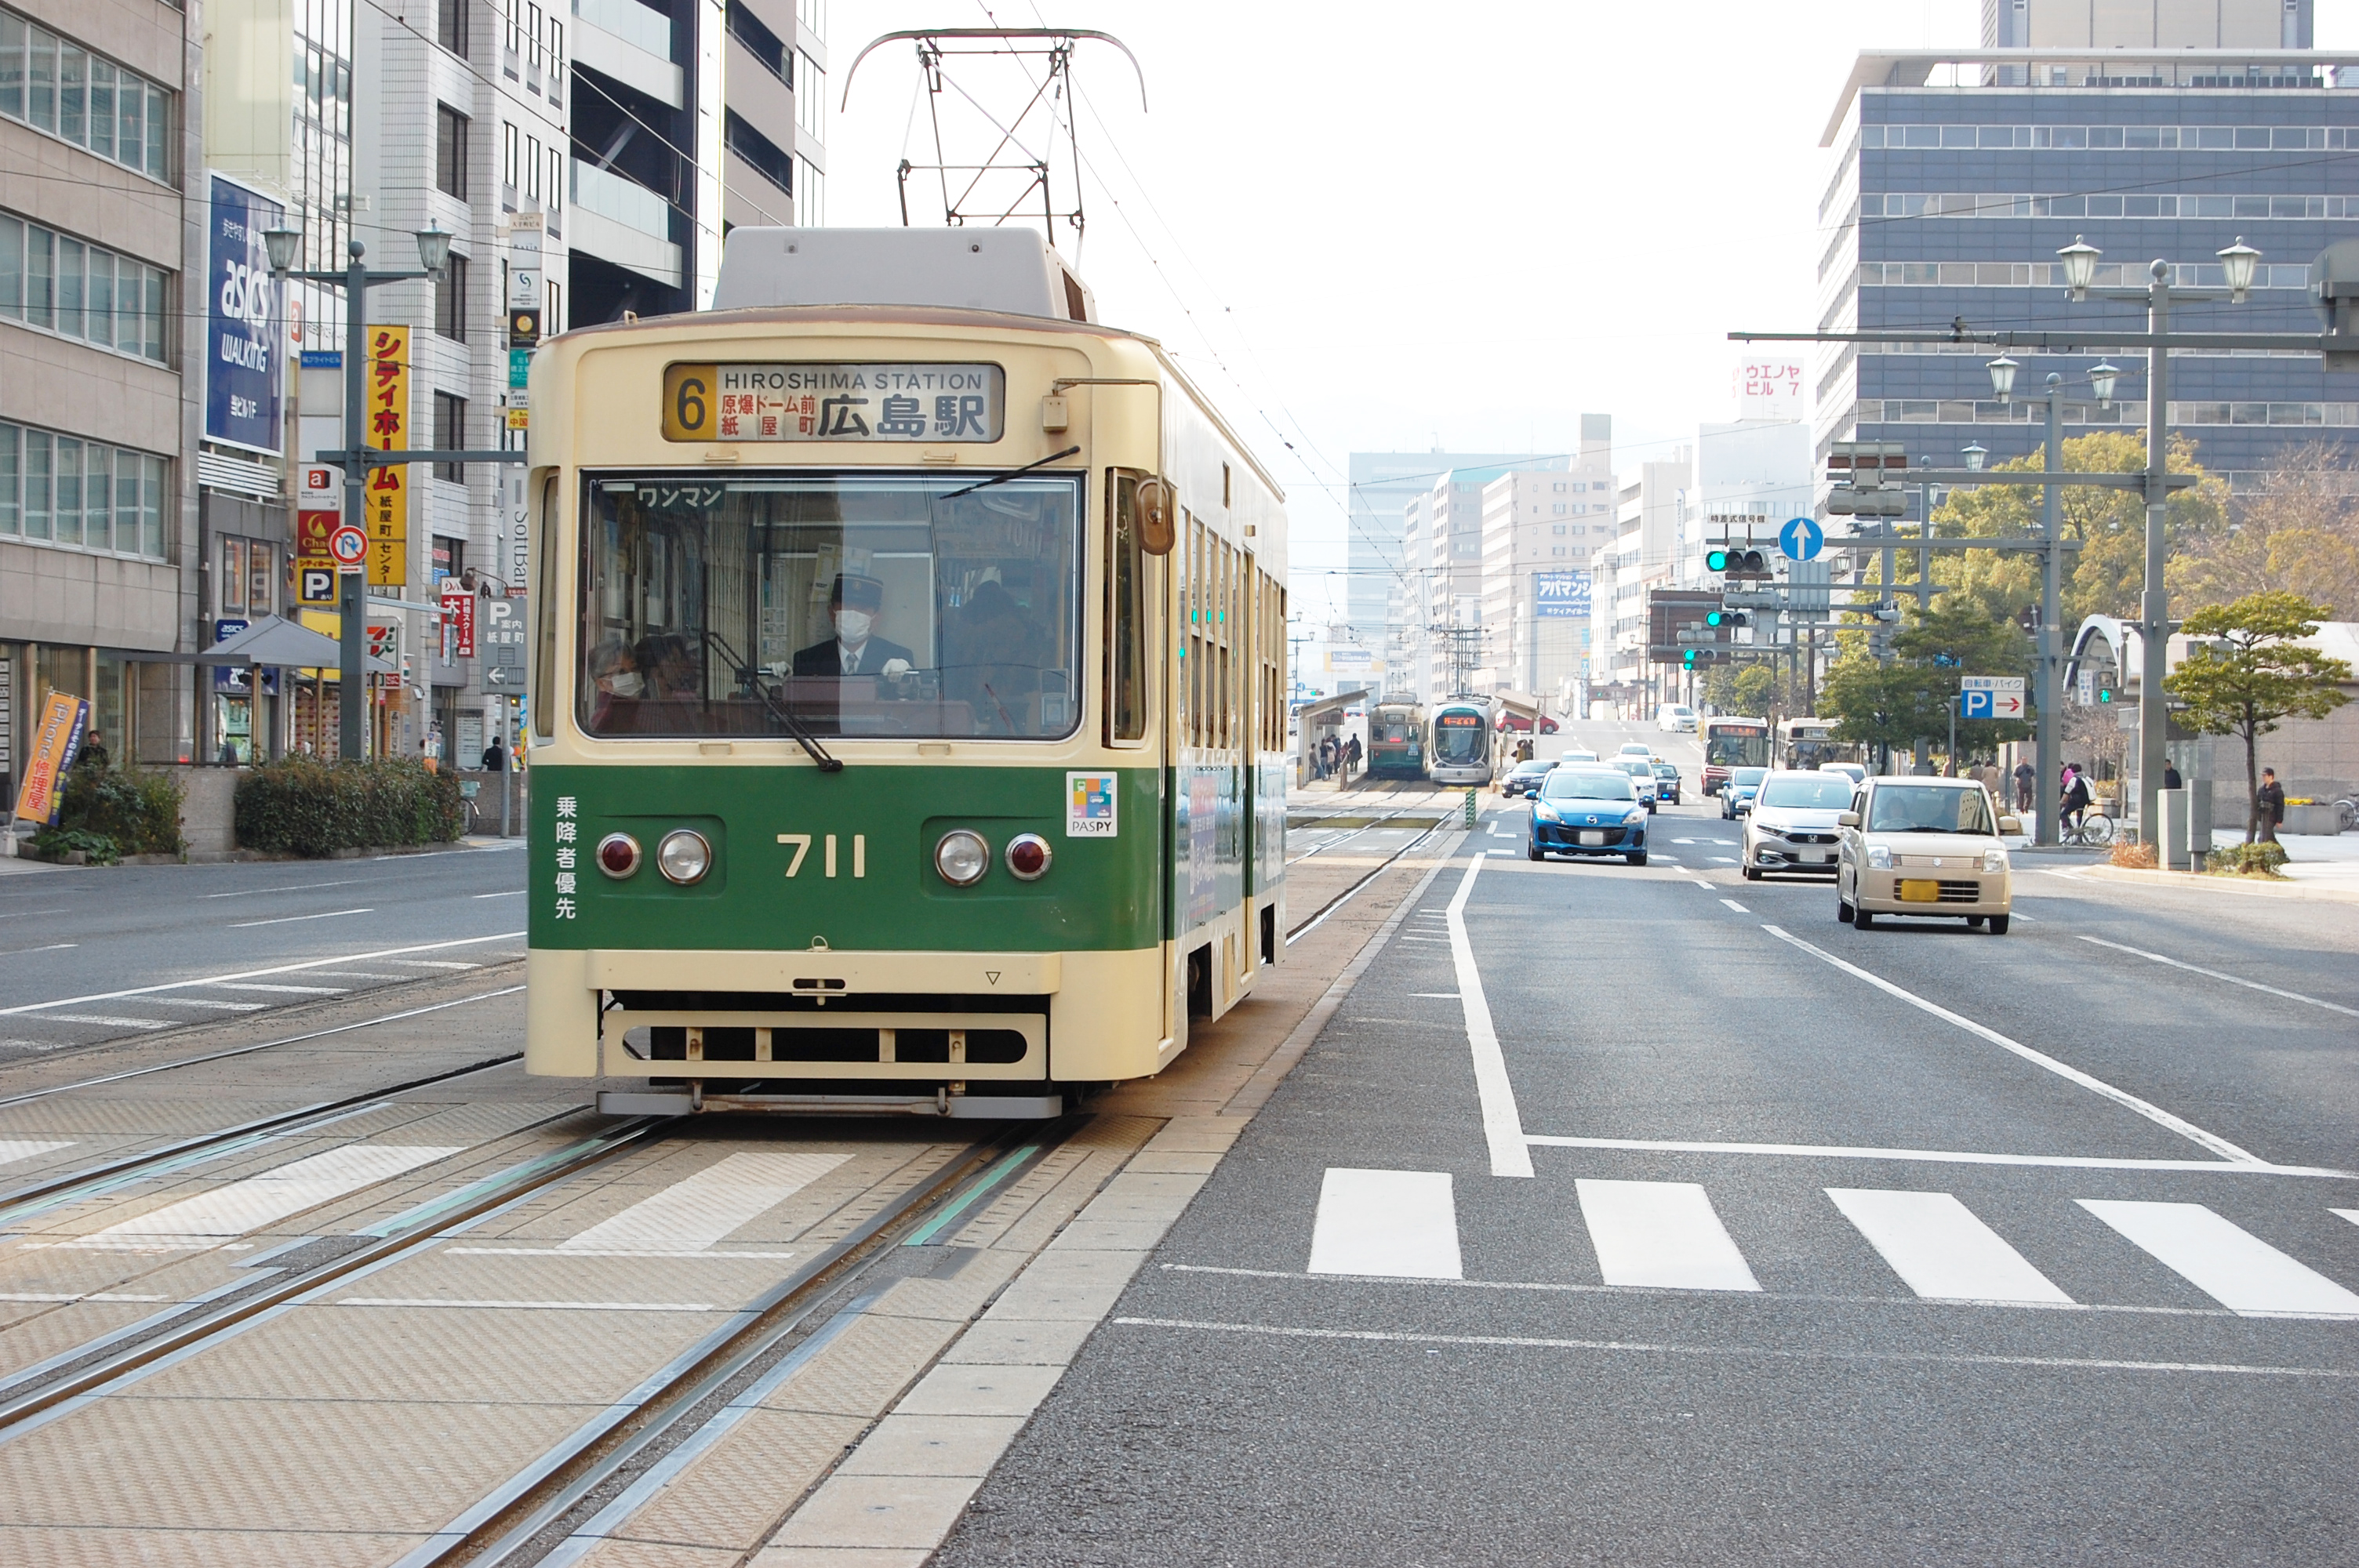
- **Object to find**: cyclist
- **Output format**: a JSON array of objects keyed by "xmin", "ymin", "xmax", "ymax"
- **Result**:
[{"xmin": 2060, "ymin": 765, "xmax": 2093, "ymax": 841}]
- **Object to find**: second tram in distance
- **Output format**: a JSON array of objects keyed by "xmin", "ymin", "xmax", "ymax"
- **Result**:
[
  {"xmin": 1368, "ymin": 700, "xmax": 1425, "ymax": 779},
  {"xmin": 1426, "ymin": 699, "xmax": 1496, "ymax": 786}
]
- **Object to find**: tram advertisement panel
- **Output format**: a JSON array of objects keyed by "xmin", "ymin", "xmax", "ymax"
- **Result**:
[{"xmin": 663, "ymin": 363, "xmax": 1006, "ymax": 443}]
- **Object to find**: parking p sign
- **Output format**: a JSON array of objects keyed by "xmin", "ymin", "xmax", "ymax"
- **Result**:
[{"xmin": 1961, "ymin": 675, "xmax": 2026, "ymax": 720}]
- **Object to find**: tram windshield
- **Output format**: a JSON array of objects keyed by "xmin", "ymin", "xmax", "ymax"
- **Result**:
[
  {"xmin": 577, "ymin": 470, "xmax": 1082, "ymax": 739},
  {"xmin": 1432, "ymin": 712, "xmax": 1486, "ymax": 764}
]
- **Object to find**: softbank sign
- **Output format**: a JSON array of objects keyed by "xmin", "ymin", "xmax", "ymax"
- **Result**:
[{"xmin": 205, "ymin": 174, "xmax": 286, "ymax": 456}]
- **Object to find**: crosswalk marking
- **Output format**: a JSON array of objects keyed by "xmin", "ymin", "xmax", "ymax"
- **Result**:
[
  {"xmin": 44, "ymin": 1014, "xmax": 172, "ymax": 1029},
  {"xmin": 209, "ymin": 982, "xmax": 348, "ymax": 995},
  {"xmin": 65, "ymin": 1145, "xmax": 460, "ymax": 1247},
  {"xmin": 1308, "ymin": 1169, "xmax": 1461, "ymax": 1279},
  {"xmin": 562, "ymin": 1150, "xmax": 849, "ymax": 1253},
  {"xmin": 144, "ymin": 998, "xmax": 267, "ymax": 1011},
  {"xmin": 2078, "ymin": 1200, "xmax": 2359, "ymax": 1316},
  {"xmin": 1576, "ymin": 1178, "xmax": 1760, "ymax": 1292},
  {"xmin": 0, "ymin": 1140, "xmax": 75, "ymax": 1168},
  {"xmin": 1826, "ymin": 1189, "xmax": 2074, "ymax": 1305}
]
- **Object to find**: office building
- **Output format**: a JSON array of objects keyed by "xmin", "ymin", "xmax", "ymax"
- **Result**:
[
  {"xmin": 1477, "ymin": 416, "xmax": 1612, "ymax": 696},
  {"xmin": 2, "ymin": 0, "xmax": 203, "ymax": 797},
  {"xmin": 1814, "ymin": 2, "xmax": 2359, "ymax": 491},
  {"xmin": 1348, "ymin": 448, "xmax": 1530, "ymax": 695},
  {"xmin": 1605, "ymin": 448, "xmax": 1690, "ymax": 705}
]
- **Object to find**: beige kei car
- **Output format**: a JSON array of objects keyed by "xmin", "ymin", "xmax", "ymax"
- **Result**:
[{"xmin": 1835, "ymin": 775, "xmax": 2020, "ymax": 934}]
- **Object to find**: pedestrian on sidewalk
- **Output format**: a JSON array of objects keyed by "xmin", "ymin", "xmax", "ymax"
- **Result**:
[
  {"xmin": 2013, "ymin": 760, "xmax": 2035, "ymax": 811},
  {"xmin": 2257, "ymin": 767, "xmax": 2286, "ymax": 844},
  {"xmin": 2163, "ymin": 762, "xmax": 2182, "ymax": 791}
]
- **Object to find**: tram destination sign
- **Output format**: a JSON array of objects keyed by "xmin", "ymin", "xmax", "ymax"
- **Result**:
[{"xmin": 663, "ymin": 362, "xmax": 1006, "ymax": 444}]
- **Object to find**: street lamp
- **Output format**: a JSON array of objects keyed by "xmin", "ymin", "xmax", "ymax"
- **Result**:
[
  {"xmin": 1985, "ymin": 355, "xmax": 2019, "ymax": 403},
  {"xmin": 415, "ymin": 223, "xmax": 454, "ymax": 281},
  {"xmin": 263, "ymin": 227, "xmax": 304, "ymax": 274},
  {"xmin": 2218, "ymin": 235, "xmax": 2262, "ymax": 303},
  {"xmin": 1961, "ymin": 442, "xmax": 1987, "ymax": 472},
  {"xmin": 2088, "ymin": 360, "xmax": 2121, "ymax": 408},
  {"xmin": 2058, "ymin": 234, "xmax": 2103, "ymax": 301}
]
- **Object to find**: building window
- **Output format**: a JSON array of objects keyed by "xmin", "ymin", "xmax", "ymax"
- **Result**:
[
  {"xmin": 0, "ymin": 212, "xmax": 169, "ymax": 363},
  {"xmin": 0, "ymin": 419, "xmax": 166, "ymax": 557},
  {"xmin": 433, "ymin": 251, "xmax": 468, "ymax": 341},
  {"xmin": 796, "ymin": 50, "xmax": 825, "ymax": 140},
  {"xmin": 438, "ymin": 0, "xmax": 469, "ymax": 57},
  {"xmin": 434, "ymin": 392, "xmax": 467, "ymax": 481},
  {"xmin": 1551, "ymin": 524, "xmax": 1566, "ymax": 535},
  {"xmin": 503, "ymin": 122, "xmax": 518, "ymax": 205},
  {"xmin": 548, "ymin": 145, "xmax": 563, "ymax": 212},
  {"xmin": 725, "ymin": 110, "xmax": 793, "ymax": 198},
  {"xmin": 525, "ymin": 134, "xmax": 541, "ymax": 204},
  {"xmin": 436, "ymin": 103, "xmax": 469, "ymax": 198},
  {"xmin": 0, "ymin": 9, "xmax": 173, "ymax": 180},
  {"xmin": 727, "ymin": 1, "xmax": 787, "ymax": 82},
  {"xmin": 794, "ymin": 157, "xmax": 823, "ymax": 226}
]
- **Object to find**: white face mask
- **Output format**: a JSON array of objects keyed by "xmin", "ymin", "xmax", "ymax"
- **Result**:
[
  {"xmin": 605, "ymin": 671, "xmax": 643, "ymax": 698},
  {"xmin": 834, "ymin": 609, "xmax": 874, "ymax": 644}
]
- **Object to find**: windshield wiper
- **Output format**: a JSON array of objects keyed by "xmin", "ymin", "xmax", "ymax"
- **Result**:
[
  {"xmin": 707, "ymin": 630, "xmax": 843, "ymax": 771},
  {"xmin": 941, "ymin": 445, "xmax": 1082, "ymax": 500}
]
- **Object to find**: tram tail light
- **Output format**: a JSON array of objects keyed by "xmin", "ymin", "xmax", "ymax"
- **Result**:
[
  {"xmin": 935, "ymin": 829, "xmax": 990, "ymax": 886},
  {"xmin": 1005, "ymin": 833, "xmax": 1052, "ymax": 880},
  {"xmin": 596, "ymin": 833, "xmax": 642, "ymax": 879},
  {"xmin": 656, "ymin": 829, "xmax": 712, "ymax": 885}
]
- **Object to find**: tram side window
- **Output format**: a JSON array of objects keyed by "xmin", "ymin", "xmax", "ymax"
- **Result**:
[
  {"xmin": 1106, "ymin": 472, "xmax": 1147, "ymax": 743},
  {"xmin": 576, "ymin": 471, "xmax": 1082, "ymax": 739}
]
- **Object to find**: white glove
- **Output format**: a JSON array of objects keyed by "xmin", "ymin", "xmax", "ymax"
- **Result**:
[{"xmin": 880, "ymin": 658, "xmax": 912, "ymax": 678}]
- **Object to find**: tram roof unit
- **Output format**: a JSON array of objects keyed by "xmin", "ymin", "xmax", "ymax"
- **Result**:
[{"xmin": 711, "ymin": 227, "xmax": 1099, "ymax": 324}]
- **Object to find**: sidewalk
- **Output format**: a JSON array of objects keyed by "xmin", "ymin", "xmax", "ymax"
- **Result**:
[{"xmin": 2079, "ymin": 829, "xmax": 2359, "ymax": 903}]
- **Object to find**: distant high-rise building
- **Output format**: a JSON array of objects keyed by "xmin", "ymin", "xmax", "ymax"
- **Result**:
[
  {"xmin": 1347, "ymin": 449, "xmax": 1527, "ymax": 691},
  {"xmin": 1814, "ymin": 2, "xmax": 2359, "ymax": 492}
]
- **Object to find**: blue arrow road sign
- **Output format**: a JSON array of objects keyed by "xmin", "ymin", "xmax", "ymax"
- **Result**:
[{"xmin": 1779, "ymin": 516, "xmax": 1824, "ymax": 561}]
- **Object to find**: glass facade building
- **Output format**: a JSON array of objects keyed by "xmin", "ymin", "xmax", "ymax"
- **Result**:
[{"xmin": 1816, "ymin": 45, "xmax": 2359, "ymax": 488}]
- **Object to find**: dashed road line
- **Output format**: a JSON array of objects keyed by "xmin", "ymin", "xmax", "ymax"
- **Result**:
[
  {"xmin": 228, "ymin": 907, "xmax": 374, "ymax": 929},
  {"xmin": 2077, "ymin": 935, "xmax": 2359, "ymax": 1018}
]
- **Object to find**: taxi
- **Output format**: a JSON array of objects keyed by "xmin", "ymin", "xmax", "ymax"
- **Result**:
[{"xmin": 1836, "ymin": 776, "xmax": 2019, "ymax": 934}]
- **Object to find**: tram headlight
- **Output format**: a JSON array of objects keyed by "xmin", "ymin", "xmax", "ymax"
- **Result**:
[
  {"xmin": 656, "ymin": 829, "xmax": 712, "ymax": 885},
  {"xmin": 935, "ymin": 829, "xmax": 990, "ymax": 887},
  {"xmin": 595, "ymin": 832, "xmax": 642, "ymax": 879},
  {"xmin": 1005, "ymin": 833, "xmax": 1052, "ymax": 881}
]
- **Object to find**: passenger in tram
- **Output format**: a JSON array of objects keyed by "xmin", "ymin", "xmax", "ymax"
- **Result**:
[
  {"xmin": 792, "ymin": 573, "xmax": 915, "ymax": 677},
  {"xmin": 639, "ymin": 633, "xmax": 703, "ymax": 700},
  {"xmin": 943, "ymin": 577, "xmax": 1049, "ymax": 732},
  {"xmin": 587, "ymin": 637, "xmax": 642, "ymax": 729}
]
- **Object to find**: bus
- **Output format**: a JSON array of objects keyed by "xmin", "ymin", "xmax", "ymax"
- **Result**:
[
  {"xmin": 1701, "ymin": 715, "xmax": 1772, "ymax": 797},
  {"xmin": 520, "ymin": 226, "xmax": 1288, "ymax": 1118},
  {"xmin": 1426, "ymin": 699, "xmax": 1495, "ymax": 786},
  {"xmin": 1779, "ymin": 717, "xmax": 1863, "ymax": 772},
  {"xmin": 1368, "ymin": 701, "xmax": 1424, "ymax": 779}
]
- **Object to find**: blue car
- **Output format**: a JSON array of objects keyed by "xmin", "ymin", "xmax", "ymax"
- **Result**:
[
  {"xmin": 1528, "ymin": 768, "xmax": 1649, "ymax": 866},
  {"xmin": 1720, "ymin": 766, "xmax": 1768, "ymax": 820}
]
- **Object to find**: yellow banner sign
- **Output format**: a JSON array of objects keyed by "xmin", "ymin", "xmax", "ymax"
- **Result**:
[
  {"xmin": 366, "ymin": 325, "xmax": 409, "ymax": 586},
  {"xmin": 13, "ymin": 693, "xmax": 88, "ymax": 826}
]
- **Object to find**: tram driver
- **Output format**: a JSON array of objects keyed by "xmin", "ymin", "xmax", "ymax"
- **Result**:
[{"xmin": 794, "ymin": 572, "xmax": 915, "ymax": 679}]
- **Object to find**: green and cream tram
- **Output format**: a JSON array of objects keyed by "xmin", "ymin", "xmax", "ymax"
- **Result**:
[{"xmin": 521, "ymin": 229, "xmax": 1288, "ymax": 1116}]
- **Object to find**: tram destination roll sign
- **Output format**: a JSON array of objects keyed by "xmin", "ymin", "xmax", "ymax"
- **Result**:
[{"xmin": 663, "ymin": 362, "xmax": 1006, "ymax": 443}]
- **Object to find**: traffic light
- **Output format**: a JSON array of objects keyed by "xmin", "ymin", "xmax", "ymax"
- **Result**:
[
  {"xmin": 1706, "ymin": 547, "xmax": 1768, "ymax": 575},
  {"xmin": 1705, "ymin": 608, "xmax": 1751, "ymax": 629}
]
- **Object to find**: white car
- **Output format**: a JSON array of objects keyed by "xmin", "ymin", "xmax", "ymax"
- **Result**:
[
  {"xmin": 1743, "ymin": 770, "xmax": 1856, "ymax": 879},
  {"xmin": 1617, "ymin": 742, "xmax": 1655, "ymax": 760},
  {"xmin": 1837, "ymin": 777, "xmax": 2019, "ymax": 934},
  {"xmin": 1608, "ymin": 756, "xmax": 1659, "ymax": 811},
  {"xmin": 1656, "ymin": 703, "xmax": 1698, "ymax": 732},
  {"xmin": 1818, "ymin": 762, "xmax": 1869, "ymax": 787},
  {"xmin": 1559, "ymin": 747, "xmax": 1599, "ymax": 764}
]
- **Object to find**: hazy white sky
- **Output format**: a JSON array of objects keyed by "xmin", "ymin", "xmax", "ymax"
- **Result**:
[{"xmin": 821, "ymin": 1, "xmax": 2359, "ymax": 627}]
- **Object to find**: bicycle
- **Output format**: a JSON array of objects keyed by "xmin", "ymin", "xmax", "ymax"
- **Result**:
[{"xmin": 2059, "ymin": 810, "xmax": 2114, "ymax": 848}]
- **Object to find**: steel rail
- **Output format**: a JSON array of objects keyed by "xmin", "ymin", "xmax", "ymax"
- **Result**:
[
  {"xmin": 400, "ymin": 1117, "xmax": 1086, "ymax": 1568},
  {"xmin": 1286, "ymin": 818, "xmax": 1454, "ymax": 946},
  {"xmin": 1285, "ymin": 797, "xmax": 1450, "ymax": 866},
  {"xmin": 0, "ymin": 1116, "xmax": 669, "ymax": 1434}
]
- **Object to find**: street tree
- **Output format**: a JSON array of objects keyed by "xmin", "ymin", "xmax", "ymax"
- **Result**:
[
  {"xmin": 2168, "ymin": 441, "xmax": 2359, "ymax": 621},
  {"xmin": 2164, "ymin": 593, "xmax": 2352, "ymax": 840},
  {"xmin": 1822, "ymin": 597, "xmax": 2033, "ymax": 766},
  {"xmin": 1729, "ymin": 664, "xmax": 1777, "ymax": 719}
]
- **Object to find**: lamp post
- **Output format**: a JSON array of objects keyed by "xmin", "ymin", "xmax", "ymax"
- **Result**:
[{"xmin": 263, "ymin": 227, "xmax": 453, "ymax": 764}]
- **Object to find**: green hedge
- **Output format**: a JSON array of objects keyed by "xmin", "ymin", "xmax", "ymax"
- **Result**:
[
  {"xmin": 234, "ymin": 757, "xmax": 464, "ymax": 857},
  {"xmin": 46, "ymin": 764, "xmax": 186, "ymax": 860},
  {"xmin": 2208, "ymin": 841, "xmax": 2290, "ymax": 877}
]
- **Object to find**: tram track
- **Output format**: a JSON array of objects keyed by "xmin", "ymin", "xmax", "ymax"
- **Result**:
[
  {"xmin": 1286, "ymin": 815, "xmax": 1458, "ymax": 946},
  {"xmin": 393, "ymin": 1118, "xmax": 1083, "ymax": 1568}
]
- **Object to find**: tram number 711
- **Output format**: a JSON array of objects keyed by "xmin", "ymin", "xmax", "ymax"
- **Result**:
[{"xmin": 778, "ymin": 833, "xmax": 868, "ymax": 878}]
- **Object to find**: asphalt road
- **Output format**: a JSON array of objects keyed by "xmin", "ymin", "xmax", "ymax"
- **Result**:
[
  {"xmin": 938, "ymin": 724, "xmax": 2359, "ymax": 1566},
  {"xmin": 0, "ymin": 842, "xmax": 526, "ymax": 1061}
]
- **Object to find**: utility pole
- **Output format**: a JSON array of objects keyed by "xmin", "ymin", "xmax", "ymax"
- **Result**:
[
  {"xmin": 2138, "ymin": 258, "xmax": 2174, "ymax": 857},
  {"xmin": 2037, "ymin": 373, "xmax": 2065, "ymax": 848}
]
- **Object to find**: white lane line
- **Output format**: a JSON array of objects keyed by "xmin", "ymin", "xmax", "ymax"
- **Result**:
[
  {"xmin": 228, "ymin": 907, "xmax": 374, "ymax": 929},
  {"xmin": 562, "ymin": 1151, "xmax": 849, "ymax": 1253},
  {"xmin": 2078, "ymin": 1200, "xmax": 2359, "ymax": 1318},
  {"xmin": 1523, "ymin": 1134, "xmax": 2350, "ymax": 1177},
  {"xmin": 0, "ymin": 1140, "xmax": 75, "ymax": 1168},
  {"xmin": 0, "ymin": 932, "xmax": 522, "ymax": 1018},
  {"xmin": 1761, "ymin": 924, "xmax": 2265, "ymax": 1166},
  {"xmin": 1576, "ymin": 1178, "xmax": 1760, "ymax": 1292},
  {"xmin": 0, "ymin": 944, "xmax": 76, "ymax": 957},
  {"xmin": 446, "ymin": 1247, "xmax": 802, "ymax": 1259},
  {"xmin": 1826, "ymin": 1189, "xmax": 2074, "ymax": 1305},
  {"xmin": 2338, "ymin": 1210, "xmax": 2359, "ymax": 1229},
  {"xmin": 1112, "ymin": 1316, "xmax": 2359, "ymax": 1377},
  {"xmin": 2077, "ymin": 935, "xmax": 2359, "ymax": 1019},
  {"xmin": 333, "ymin": 1298, "xmax": 719, "ymax": 1312},
  {"xmin": 1446, "ymin": 856, "xmax": 1532, "ymax": 1178},
  {"xmin": 201, "ymin": 879, "xmax": 364, "ymax": 899},
  {"xmin": 1407, "ymin": 992, "xmax": 1462, "ymax": 999},
  {"xmin": 298, "ymin": 971, "xmax": 409, "ymax": 981},
  {"xmin": 143, "ymin": 998, "xmax": 267, "ymax": 1011},
  {"xmin": 384, "ymin": 959, "xmax": 482, "ymax": 971},
  {"xmin": 209, "ymin": 982, "xmax": 348, "ymax": 996},
  {"xmin": 1307, "ymin": 1169, "xmax": 1463, "ymax": 1279},
  {"xmin": 1691, "ymin": 879, "xmax": 1714, "ymax": 890},
  {"xmin": 1720, "ymin": 899, "xmax": 1750, "ymax": 914},
  {"xmin": 0, "ymin": 909, "xmax": 67, "ymax": 920},
  {"xmin": 473, "ymin": 889, "xmax": 527, "ymax": 898},
  {"xmin": 0, "ymin": 1291, "xmax": 170, "ymax": 1303},
  {"xmin": 43, "ymin": 1014, "xmax": 172, "ymax": 1030},
  {"xmin": 56, "ymin": 1145, "xmax": 460, "ymax": 1247}
]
